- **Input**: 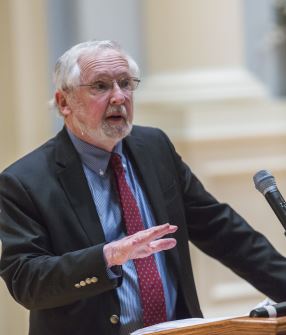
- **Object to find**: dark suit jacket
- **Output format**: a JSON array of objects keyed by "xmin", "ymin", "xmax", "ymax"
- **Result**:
[{"xmin": 1, "ymin": 126, "xmax": 286, "ymax": 335}]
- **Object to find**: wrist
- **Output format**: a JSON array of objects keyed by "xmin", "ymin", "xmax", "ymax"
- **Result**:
[{"xmin": 103, "ymin": 243, "xmax": 114, "ymax": 268}]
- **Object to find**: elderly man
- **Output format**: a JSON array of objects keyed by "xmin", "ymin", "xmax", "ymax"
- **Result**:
[{"xmin": 1, "ymin": 40, "xmax": 286, "ymax": 335}]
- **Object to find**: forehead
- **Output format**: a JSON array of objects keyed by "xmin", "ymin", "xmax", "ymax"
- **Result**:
[{"xmin": 78, "ymin": 49, "xmax": 130, "ymax": 81}]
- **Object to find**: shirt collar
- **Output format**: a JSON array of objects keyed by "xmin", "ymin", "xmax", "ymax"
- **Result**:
[{"xmin": 66, "ymin": 128, "xmax": 122, "ymax": 176}]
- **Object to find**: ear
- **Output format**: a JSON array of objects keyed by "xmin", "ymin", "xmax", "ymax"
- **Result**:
[{"xmin": 55, "ymin": 90, "xmax": 71, "ymax": 116}]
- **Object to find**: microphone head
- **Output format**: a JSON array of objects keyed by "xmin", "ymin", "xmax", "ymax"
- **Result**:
[{"xmin": 253, "ymin": 170, "xmax": 277, "ymax": 195}]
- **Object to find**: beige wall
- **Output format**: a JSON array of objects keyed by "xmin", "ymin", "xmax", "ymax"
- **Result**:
[
  {"xmin": 0, "ymin": 1, "xmax": 18, "ymax": 169},
  {"xmin": 0, "ymin": 0, "xmax": 51, "ymax": 171},
  {"xmin": 144, "ymin": 0, "xmax": 244, "ymax": 73}
]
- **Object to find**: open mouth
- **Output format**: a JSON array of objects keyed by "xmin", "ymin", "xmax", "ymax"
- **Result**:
[
  {"xmin": 106, "ymin": 114, "xmax": 126, "ymax": 123},
  {"xmin": 108, "ymin": 115, "xmax": 122, "ymax": 119},
  {"xmin": 105, "ymin": 106, "xmax": 127, "ymax": 123}
]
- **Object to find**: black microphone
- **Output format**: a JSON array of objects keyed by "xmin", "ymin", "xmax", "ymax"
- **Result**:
[
  {"xmin": 253, "ymin": 170, "xmax": 286, "ymax": 231},
  {"xmin": 249, "ymin": 301, "xmax": 286, "ymax": 317}
]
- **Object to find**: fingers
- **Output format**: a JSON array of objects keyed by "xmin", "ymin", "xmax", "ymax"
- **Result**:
[
  {"xmin": 130, "ymin": 238, "xmax": 177, "ymax": 259},
  {"xmin": 149, "ymin": 238, "xmax": 177, "ymax": 252},
  {"xmin": 132, "ymin": 223, "xmax": 178, "ymax": 246},
  {"xmin": 103, "ymin": 224, "xmax": 178, "ymax": 267},
  {"xmin": 125, "ymin": 224, "xmax": 178, "ymax": 260}
]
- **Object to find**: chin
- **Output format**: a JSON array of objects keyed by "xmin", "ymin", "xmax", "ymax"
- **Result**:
[{"xmin": 103, "ymin": 122, "xmax": 132, "ymax": 139}]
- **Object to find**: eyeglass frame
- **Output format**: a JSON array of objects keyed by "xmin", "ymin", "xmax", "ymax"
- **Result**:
[{"xmin": 77, "ymin": 76, "xmax": 141, "ymax": 95}]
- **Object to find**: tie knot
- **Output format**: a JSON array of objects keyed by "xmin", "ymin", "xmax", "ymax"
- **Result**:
[{"xmin": 110, "ymin": 153, "xmax": 124, "ymax": 174}]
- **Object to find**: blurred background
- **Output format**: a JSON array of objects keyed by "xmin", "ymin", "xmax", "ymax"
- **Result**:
[{"xmin": 1, "ymin": 0, "xmax": 286, "ymax": 333}]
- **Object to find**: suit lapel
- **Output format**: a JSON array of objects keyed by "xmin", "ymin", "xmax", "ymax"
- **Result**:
[{"xmin": 54, "ymin": 128, "xmax": 106, "ymax": 245}]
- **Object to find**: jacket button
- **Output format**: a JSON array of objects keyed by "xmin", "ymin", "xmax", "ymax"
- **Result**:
[
  {"xmin": 74, "ymin": 283, "xmax": 81, "ymax": 289},
  {"xmin": 110, "ymin": 314, "xmax": 120, "ymax": 324},
  {"xmin": 91, "ymin": 277, "xmax": 98, "ymax": 283}
]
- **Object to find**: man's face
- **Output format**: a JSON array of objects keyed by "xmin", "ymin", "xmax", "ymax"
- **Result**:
[{"xmin": 56, "ymin": 49, "xmax": 134, "ymax": 151}]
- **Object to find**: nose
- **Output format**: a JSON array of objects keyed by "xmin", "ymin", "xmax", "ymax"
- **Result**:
[{"xmin": 110, "ymin": 82, "xmax": 125, "ymax": 105}]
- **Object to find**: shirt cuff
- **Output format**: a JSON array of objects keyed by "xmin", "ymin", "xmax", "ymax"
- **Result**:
[{"xmin": 106, "ymin": 265, "xmax": 122, "ymax": 279}]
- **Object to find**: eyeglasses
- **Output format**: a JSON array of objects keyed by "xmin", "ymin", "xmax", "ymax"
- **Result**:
[{"xmin": 78, "ymin": 77, "xmax": 140, "ymax": 95}]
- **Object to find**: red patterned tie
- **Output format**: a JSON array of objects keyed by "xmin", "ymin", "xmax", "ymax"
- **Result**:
[{"xmin": 110, "ymin": 153, "xmax": 167, "ymax": 327}]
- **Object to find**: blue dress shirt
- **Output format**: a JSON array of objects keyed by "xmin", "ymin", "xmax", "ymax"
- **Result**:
[{"xmin": 67, "ymin": 130, "xmax": 177, "ymax": 335}]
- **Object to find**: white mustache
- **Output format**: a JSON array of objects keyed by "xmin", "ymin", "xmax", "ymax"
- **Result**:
[{"xmin": 105, "ymin": 105, "xmax": 127, "ymax": 118}]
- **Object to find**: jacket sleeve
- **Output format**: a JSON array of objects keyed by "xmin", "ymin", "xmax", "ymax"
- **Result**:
[
  {"xmin": 162, "ymin": 130, "xmax": 286, "ymax": 302},
  {"xmin": 0, "ymin": 172, "xmax": 121, "ymax": 310}
]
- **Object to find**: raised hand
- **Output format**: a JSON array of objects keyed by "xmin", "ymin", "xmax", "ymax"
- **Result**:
[{"xmin": 103, "ymin": 223, "xmax": 178, "ymax": 267}]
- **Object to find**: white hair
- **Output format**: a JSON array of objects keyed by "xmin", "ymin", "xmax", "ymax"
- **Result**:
[{"xmin": 51, "ymin": 40, "xmax": 140, "ymax": 109}]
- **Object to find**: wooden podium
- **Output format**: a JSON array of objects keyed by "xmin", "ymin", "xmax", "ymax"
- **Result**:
[{"xmin": 146, "ymin": 316, "xmax": 286, "ymax": 335}]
